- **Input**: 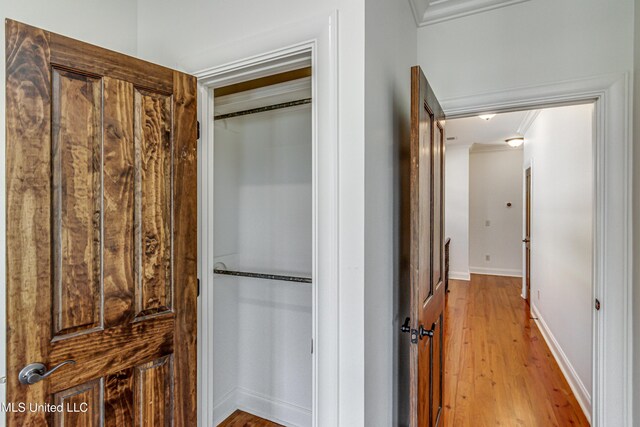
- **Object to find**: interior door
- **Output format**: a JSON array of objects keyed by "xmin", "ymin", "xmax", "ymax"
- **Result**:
[
  {"xmin": 524, "ymin": 167, "xmax": 532, "ymax": 304},
  {"xmin": 409, "ymin": 66, "xmax": 445, "ymax": 427},
  {"xmin": 5, "ymin": 20, "xmax": 197, "ymax": 426}
]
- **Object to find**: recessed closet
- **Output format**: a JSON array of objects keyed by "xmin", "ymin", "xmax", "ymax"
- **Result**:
[{"xmin": 211, "ymin": 65, "xmax": 313, "ymax": 427}]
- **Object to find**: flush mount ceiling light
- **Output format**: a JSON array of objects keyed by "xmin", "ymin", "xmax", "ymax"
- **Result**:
[
  {"xmin": 478, "ymin": 114, "xmax": 496, "ymax": 121},
  {"xmin": 506, "ymin": 136, "xmax": 525, "ymax": 148}
]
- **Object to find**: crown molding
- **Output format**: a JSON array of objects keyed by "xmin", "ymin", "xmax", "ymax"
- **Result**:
[
  {"xmin": 410, "ymin": 0, "xmax": 531, "ymax": 27},
  {"xmin": 516, "ymin": 109, "xmax": 541, "ymax": 136}
]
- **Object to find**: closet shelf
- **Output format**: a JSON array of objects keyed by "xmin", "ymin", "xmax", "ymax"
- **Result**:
[{"xmin": 213, "ymin": 268, "xmax": 312, "ymax": 284}]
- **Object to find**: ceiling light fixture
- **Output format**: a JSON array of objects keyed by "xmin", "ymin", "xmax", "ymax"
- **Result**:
[
  {"xmin": 506, "ymin": 136, "xmax": 525, "ymax": 148},
  {"xmin": 478, "ymin": 114, "xmax": 496, "ymax": 121}
]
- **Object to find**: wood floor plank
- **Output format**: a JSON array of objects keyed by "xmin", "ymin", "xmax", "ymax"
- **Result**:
[
  {"xmin": 444, "ymin": 274, "xmax": 590, "ymax": 427},
  {"xmin": 218, "ymin": 410, "xmax": 283, "ymax": 427}
]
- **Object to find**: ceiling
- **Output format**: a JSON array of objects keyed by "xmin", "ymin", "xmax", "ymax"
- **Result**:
[
  {"xmin": 409, "ymin": 0, "xmax": 530, "ymax": 26},
  {"xmin": 445, "ymin": 110, "xmax": 530, "ymax": 150}
]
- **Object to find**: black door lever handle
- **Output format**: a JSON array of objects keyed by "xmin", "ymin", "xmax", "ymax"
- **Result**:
[{"xmin": 419, "ymin": 323, "xmax": 436, "ymax": 339}]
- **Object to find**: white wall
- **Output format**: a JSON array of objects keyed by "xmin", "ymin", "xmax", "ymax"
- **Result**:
[
  {"xmin": 363, "ymin": 0, "xmax": 417, "ymax": 426},
  {"xmin": 0, "ymin": 2, "xmax": 139, "ymax": 424},
  {"xmin": 524, "ymin": 104, "xmax": 594, "ymax": 413},
  {"xmin": 213, "ymin": 106, "xmax": 313, "ymax": 426},
  {"xmin": 417, "ymin": 0, "xmax": 634, "ymax": 101},
  {"xmin": 444, "ymin": 145, "xmax": 471, "ymax": 280},
  {"xmin": 469, "ymin": 148, "xmax": 523, "ymax": 276}
]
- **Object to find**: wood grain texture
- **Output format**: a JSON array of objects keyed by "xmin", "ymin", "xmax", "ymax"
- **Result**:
[
  {"xmin": 5, "ymin": 18, "xmax": 52, "ymax": 426},
  {"xmin": 6, "ymin": 18, "xmax": 197, "ymax": 427},
  {"xmin": 51, "ymin": 68, "xmax": 103, "ymax": 336},
  {"xmin": 134, "ymin": 88, "xmax": 173, "ymax": 318},
  {"xmin": 171, "ymin": 70, "xmax": 198, "ymax": 427},
  {"xmin": 49, "ymin": 31, "xmax": 173, "ymax": 94},
  {"xmin": 409, "ymin": 66, "xmax": 446, "ymax": 427},
  {"xmin": 135, "ymin": 355, "xmax": 173, "ymax": 427},
  {"xmin": 218, "ymin": 410, "xmax": 283, "ymax": 427},
  {"xmin": 103, "ymin": 77, "xmax": 135, "ymax": 328},
  {"xmin": 105, "ymin": 368, "xmax": 135, "ymax": 426},
  {"xmin": 49, "ymin": 316, "xmax": 174, "ymax": 393},
  {"xmin": 53, "ymin": 379, "xmax": 103, "ymax": 427},
  {"xmin": 444, "ymin": 275, "xmax": 590, "ymax": 426}
]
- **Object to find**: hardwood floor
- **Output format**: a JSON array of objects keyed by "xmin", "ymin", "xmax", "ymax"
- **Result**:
[
  {"xmin": 444, "ymin": 274, "xmax": 590, "ymax": 426},
  {"xmin": 218, "ymin": 410, "xmax": 283, "ymax": 427}
]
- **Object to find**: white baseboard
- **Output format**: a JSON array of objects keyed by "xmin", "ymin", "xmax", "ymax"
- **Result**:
[
  {"xmin": 236, "ymin": 388, "xmax": 311, "ymax": 427},
  {"xmin": 469, "ymin": 266, "xmax": 522, "ymax": 277},
  {"xmin": 449, "ymin": 271, "xmax": 470, "ymax": 281},
  {"xmin": 212, "ymin": 388, "xmax": 238, "ymax": 426},
  {"xmin": 211, "ymin": 387, "xmax": 311, "ymax": 427},
  {"xmin": 530, "ymin": 304, "xmax": 591, "ymax": 422}
]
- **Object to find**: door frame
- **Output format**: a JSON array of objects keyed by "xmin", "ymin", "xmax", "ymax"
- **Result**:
[
  {"xmin": 442, "ymin": 73, "xmax": 632, "ymax": 426},
  {"xmin": 193, "ymin": 13, "xmax": 339, "ymax": 427}
]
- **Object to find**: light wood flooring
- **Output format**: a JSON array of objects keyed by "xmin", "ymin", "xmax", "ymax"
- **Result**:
[
  {"xmin": 444, "ymin": 274, "xmax": 590, "ymax": 426},
  {"xmin": 218, "ymin": 410, "xmax": 282, "ymax": 427}
]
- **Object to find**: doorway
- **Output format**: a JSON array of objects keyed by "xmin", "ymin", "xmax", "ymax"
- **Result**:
[{"xmin": 443, "ymin": 103, "xmax": 594, "ymax": 425}]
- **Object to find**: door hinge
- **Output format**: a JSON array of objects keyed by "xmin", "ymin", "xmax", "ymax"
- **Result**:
[
  {"xmin": 311, "ymin": 339, "xmax": 314, "ymax": 354},
  {"xmin": 197, "ymin": 121, "xmax": 200, "ymax": 140},
  {"xmin": 197, "ymin": 278, "xmax": 200, "ymax": 297},
  {"xmin": 595, "ymin": 298, "xmax": 601, "ymax": 311}
]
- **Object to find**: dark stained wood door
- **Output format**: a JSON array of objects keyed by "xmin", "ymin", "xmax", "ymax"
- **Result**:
[
  {"xmin": 409, "ymin": 66, "xmax": 445, "ymax": 427},
  {"xmin": 524, "ymin": 167, "xmax": 532, "ymax": 304},
  {"xmin": 5, "ymin": 20, "xmax": 197, "ymax": 426}
]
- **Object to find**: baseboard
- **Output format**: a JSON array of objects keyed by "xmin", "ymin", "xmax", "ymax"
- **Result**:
[
  {"xmin": 236, "ymin": 387, "xmax": 312, "ymax": 427},
  {"xmin": 530, "ymin": 304, "xmax": 591, "ymax": 422},
  {"xmin": 212, "ymin": 388, "xmax": 238, "ymax": 426},
  {"xmin": 469, "ymin": 266, "xmax": 522, "ymax": 277},
  {"xmin": 449, "ymin": 271, "xmax": 470, "ymax": 281}
]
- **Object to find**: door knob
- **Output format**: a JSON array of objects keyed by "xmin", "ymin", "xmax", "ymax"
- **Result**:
[
  {"xmin": 19, "ymin": 360, "xmax": 76, "ymax": 385},
  {"xmin": 419, "ymin": 323, "xmax": 436, "ymax": 339},
  {"xmin": 522, "ymin": 238, "xmax": 530, "ymax": 243}
]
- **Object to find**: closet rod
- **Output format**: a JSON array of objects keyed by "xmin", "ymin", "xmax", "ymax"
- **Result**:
[
  {"xmin": 213, "ymin": 268, "xmax": 312, "ymax": 284},
  {"xmin": 214, "ymin": 98, "xmax": 312, "ymax": 121}
]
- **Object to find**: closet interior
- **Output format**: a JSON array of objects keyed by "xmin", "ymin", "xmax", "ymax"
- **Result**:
[{"xmin": 211, "ymin": 62, "xmax": 313, "ymax": 427}]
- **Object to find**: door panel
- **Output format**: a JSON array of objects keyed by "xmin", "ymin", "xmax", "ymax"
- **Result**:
[
  {"xmin": 6, "ymin": 19, "xmax": 197, "ymax": 426},
  {"xmin": 134, "ymin": 88, "xmax": 173, "ymax": 318},
  {"xmin": 54, "ymin": 379, "xmax": 103, "ymax": 426},
  {"xmin": 51, "ymin": 68, "xmax": 103, "ymax": 337},
  {"xmin": 408, "ymin": 66, "xmax": 446, "ymax": 427}
]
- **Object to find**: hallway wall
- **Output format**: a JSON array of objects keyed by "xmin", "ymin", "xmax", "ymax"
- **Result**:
[
  {"xmin": 523, "ymin": 104, "xmax": 594, "ymax": 416},
  {"xmin": 444, "ymin": 145, "xmax": 471, "ymax": 280},
  {"xmin": 469, "ymin": 148, "xmax": 523, "ymax": 276}
]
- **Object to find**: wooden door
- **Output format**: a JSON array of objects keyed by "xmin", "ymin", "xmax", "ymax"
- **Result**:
[
  {"xmin": 524, "ymin": 167, "xmax": 532, "ymax": 304},
  {"xmin": 5, "ymin": 20, "xmax": 197, "ymax": 426},
  {"xmin": 409, "ymin": 66, "xmax": 445, "ymax": 427}
]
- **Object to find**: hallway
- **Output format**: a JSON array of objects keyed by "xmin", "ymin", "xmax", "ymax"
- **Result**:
[{"xmin": 444, "ymin": 274, "xmax": 590, "ymax": 426}]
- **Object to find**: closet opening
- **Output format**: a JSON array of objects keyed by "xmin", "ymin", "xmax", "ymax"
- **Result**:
[{"xmin": 210, "ymin": 59, "xmax": 314, "ymax": 427}]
